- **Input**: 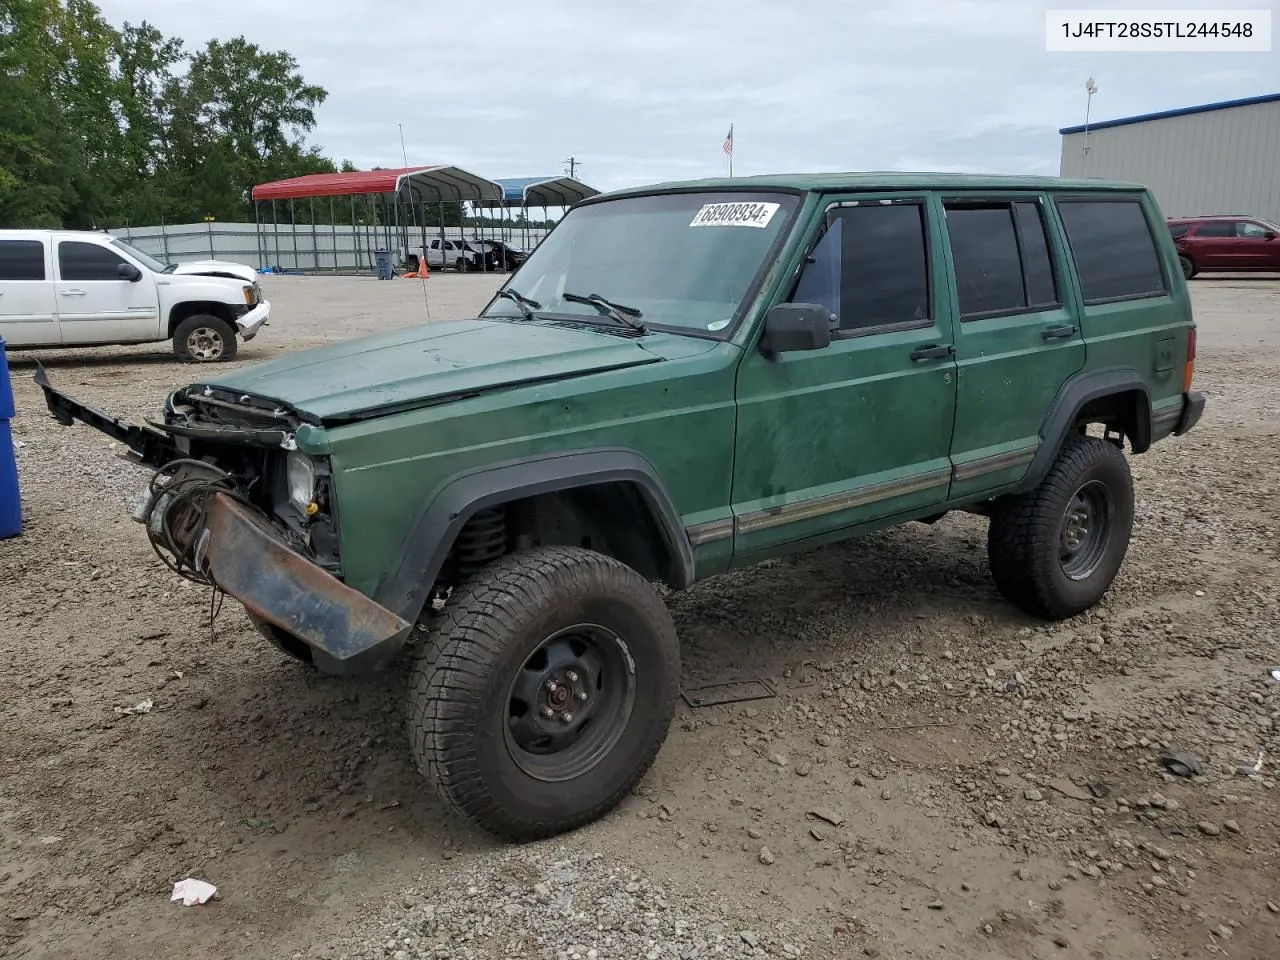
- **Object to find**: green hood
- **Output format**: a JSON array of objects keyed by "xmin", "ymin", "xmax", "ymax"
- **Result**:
[{"xmin": 199, "ymin": 317, "xmax": 665, "ymax": 423}]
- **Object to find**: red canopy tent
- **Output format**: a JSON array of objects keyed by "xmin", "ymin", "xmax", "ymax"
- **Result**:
[{"xmin": 251, "ymin": 166, "xmax": 505, "ymax": 274}]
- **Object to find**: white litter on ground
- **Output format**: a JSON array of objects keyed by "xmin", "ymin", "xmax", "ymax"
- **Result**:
[{"xmin": 171, "ymin": 878, "xmax": 217, "ymax": 906}]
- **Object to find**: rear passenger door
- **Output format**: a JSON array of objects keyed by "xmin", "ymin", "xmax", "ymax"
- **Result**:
[
  {"xmin": 939, "ymin": 194, "xmax": 1085, "ymax": 500},
  {"xmin": 1184, "ymin": 220, "xmax": 1236, "ymax": 267},
  {"xmin": 0, "ymin": 238, "xmax": 60, "ymax": 347},
  {"xmin": 730, "ymin": 194, "xmax": 959, "ymax": 560}
]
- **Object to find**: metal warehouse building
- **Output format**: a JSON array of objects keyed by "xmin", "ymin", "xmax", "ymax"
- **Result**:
[{"xmin": 1059, "ymin": 93, "xmax": 1280, "ymax": 224}]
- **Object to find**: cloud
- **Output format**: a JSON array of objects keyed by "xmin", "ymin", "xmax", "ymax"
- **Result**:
[{"xmin": 96, "ymin": 0, "xmax": 1279, "ymax": 192}]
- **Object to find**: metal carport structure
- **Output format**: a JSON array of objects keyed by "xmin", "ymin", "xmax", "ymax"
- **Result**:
[
  {"xmin": 477, "ymin": 176, "xmax": 602, "ymax": 253},
  {"xmin": 251, "ymin": 166, "xmax": 505, "ymax": 274}
]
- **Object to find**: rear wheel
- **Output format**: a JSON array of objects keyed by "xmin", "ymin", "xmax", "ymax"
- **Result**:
[
  {"xmin": 1179, "ymin": 255, "xmax": 1197, "ymax": 280},
  {"xmin": 407, "ymin": 546, "xmax": 680, "ymax": 841},
  {"xmin": 987, "ymin": 435, "xmax": 1134, "ymax": 619},
  {"xmin": 455, "ymin": 257, "xmax": 468, "ymax": 273},
  {"xmin": 173, "ymin": 315, "xmax": 237, "ymax": 363}
]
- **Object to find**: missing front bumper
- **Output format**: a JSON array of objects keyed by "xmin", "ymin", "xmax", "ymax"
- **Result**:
[{"xmin": 199, "ymin": 492, "xmax": 412, "ymax": 672}]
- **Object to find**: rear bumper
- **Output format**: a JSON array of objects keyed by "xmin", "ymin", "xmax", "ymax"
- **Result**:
[
  {"xmin": 236, "ymin": 300, "xmax": 270, "ymax": 340},
  {"xmin": 1174, "ymin": 390, "xmax": 1205, "ymax": 436},
  {"xmin": 197, "ymin": 492, "xmax": 412, "ymax": 674}
]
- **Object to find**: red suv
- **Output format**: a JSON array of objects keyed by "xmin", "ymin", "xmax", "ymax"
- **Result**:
[{"xmin": 1167, "ymin": 215, "xmax": 1280, "ymax": 279}]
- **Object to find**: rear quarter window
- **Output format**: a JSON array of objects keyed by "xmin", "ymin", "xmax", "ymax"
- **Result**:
[
  {"xmin": 1056, "ymin": 198, "xmax": 1167, "ymax": 303},
  {"xmin": 0, "ymin": 240, "xmax": 47, "ymax": 281}
]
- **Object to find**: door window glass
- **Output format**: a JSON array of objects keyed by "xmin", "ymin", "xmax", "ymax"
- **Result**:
[{"xmin": 57, "ymin": 241, "xmax": 129, "ymax": 281}]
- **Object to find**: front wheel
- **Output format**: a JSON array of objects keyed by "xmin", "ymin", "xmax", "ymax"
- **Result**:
[
  {"xmin": 455, "ymin": 257, "xmax": 468, "ymax": 273},
  {"xmin": 407, "ymin": 546, "xmax": 680, "ymax": 841},
  {"xmin": 987, "ymin": 435, "xmax": 1134, "ymax": 620},
  {"xmin": 1179, "ymin": 255, "xmax": 1197, "ymax": 280},
  {"xmin": 173, "ymin": 315, "xmax": 238, "ymax": 363}
]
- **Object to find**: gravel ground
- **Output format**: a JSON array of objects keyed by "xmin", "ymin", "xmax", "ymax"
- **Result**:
[{"xmin": 1, "ymin": 273, "xmax": 1278, "ymax": 960}]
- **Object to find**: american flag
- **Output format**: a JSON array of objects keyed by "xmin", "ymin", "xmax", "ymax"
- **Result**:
[{"xmin": 722, "ymin": 124, "xmax": 734, "ymax": 156}]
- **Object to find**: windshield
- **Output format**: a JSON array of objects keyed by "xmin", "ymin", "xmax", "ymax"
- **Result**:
[
  {"xmin": 110, "ymin": 237, "xmax": 170, "ymax": 273},
  {"xmin": 481, "ymin": 190, "xmax": 799, "ymax": 334}
]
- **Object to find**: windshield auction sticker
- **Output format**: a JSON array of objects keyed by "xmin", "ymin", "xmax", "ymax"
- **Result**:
[{"xmin": 689, "ymin": 201, "xmax": 781, "ymax": 228}]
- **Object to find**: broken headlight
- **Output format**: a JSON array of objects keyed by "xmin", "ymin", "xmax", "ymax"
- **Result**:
[{"xmin": 286, "ymin": 452, "xmax": 316, "ymax": 512}]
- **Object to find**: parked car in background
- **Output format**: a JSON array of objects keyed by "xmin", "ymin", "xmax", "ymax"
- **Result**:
[
  {"xmin": 472, "ymin": 239, "xmax": 528, "ymax": 271},
  {"xmin": 421, "ymin": 238, "xmax": 500, "ymax": 272},
  {"xmin": 0, "ymin": 229, "xmax": 268, "ymax": 362},
  {"xmin": 1166, "ymin": 215, "xmax": 1280, "ymax": 279}
]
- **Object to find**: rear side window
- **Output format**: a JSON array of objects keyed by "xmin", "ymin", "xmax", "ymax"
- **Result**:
[
  {"xmin": 0, "ymin": 240, "xmax": 46, "ymax": 281},
  {"xmin": 1056, "ymin": 199, "xmax": 1166, "ymax": 303},
  {"xmin": 1194, "ymin": 221, "xmax": 1234, "ymax": 238},
  {"xmin": 58, "ymin": 241, "xmax": 129, "ymax": 281},
  {"xmin": 791, "ymin": 200, "xmax": 931, "ymax": 331},
  {"xmin": 942, "ymin": 200, "xmax": 1059, "ymax": 319}
]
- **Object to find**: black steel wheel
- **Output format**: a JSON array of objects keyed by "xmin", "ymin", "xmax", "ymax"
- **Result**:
[
  {"xmin": 1058, "ymin": 479, "xmax": 1113, "ymax": 581},
  {"xmin": 987, "ymin": 435, "xmax": 1134, "ymax": 619},
  {"xmin": 407, "ymin": 546, "xmax": 679, "ymax": 841},
  {"xmin": 503, "ymin": 624, "xmax": 637, "ymax": 782}
]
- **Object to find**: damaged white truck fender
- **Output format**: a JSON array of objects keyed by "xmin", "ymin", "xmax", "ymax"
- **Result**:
[{"xmin": 0, "ymin": 228, "xmax": 270, "ymax": 363}]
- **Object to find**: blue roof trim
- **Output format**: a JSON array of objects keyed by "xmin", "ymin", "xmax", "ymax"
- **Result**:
[{"xmin": 1059, "ymin": 91, "xmax": 1280, "ymax": 134}]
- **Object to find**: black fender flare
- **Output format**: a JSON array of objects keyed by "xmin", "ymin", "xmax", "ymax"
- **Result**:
[
  {"xmin": 372, "ymin": 447, "xmax": 696, "ymax": 623},
  {"xmin": 1015, "ymin": 367, "xmax": 1152, "ymax": 494}
]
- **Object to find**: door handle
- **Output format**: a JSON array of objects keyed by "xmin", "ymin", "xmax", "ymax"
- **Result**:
[
  {"xmin": 1041, "ymin": 324, "xmax": 1077, "ymax": 341},
  {"xmin": 909, "ymin": 344, "xmax": 955, "ymax": 362},
  {"xmin": 61, "ymin": 289, "xmax": 87, "ymax": 297}
]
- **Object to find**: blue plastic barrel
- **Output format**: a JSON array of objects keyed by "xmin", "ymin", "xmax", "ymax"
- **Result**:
[
  {"xmin": 0, "ymin": 337, "xmax": 21, "ymax": 539},
  {"xmin": 374, "ymin": 250, "xmax": 394, "ymax": 280}
]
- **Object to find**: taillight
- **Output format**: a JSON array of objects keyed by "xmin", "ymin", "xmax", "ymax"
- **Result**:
[{"xmin": 1184, "ymin": 326, "xmax": 1196, "ymax": 392}]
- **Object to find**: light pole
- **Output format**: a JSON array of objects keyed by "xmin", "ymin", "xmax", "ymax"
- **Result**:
[{"xmin": 1082, "ymin": 78, "xmax": 1098, "ymax": 168}]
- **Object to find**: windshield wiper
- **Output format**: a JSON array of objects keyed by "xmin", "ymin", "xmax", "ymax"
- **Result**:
[
  {"xmin": 495, "ymin": 287, "xmax": 541, "ymax": 320},
  {"xmin": 561, "ymin": 292, "xmax": 647, "ymax": 334}
]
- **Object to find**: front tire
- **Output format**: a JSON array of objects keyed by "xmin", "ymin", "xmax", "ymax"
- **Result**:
[
  {"xmin": 1179, "ymin": 255, "xmax": 1197, "ymax": 280},
  {"xmin": 987, "ymin": 435, "xmax": 1134, "ymax": 620},
  {"xmin": 407, "ymin": 546, "xmax": 680, "ymax": 841},
  {"xmin": 173, "ymin": 315, "xmax": 238, "ymax": 363}
]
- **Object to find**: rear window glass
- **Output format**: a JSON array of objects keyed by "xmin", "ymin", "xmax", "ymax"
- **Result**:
[
  {"xmin": 1056, "ymin": 199, "xmax": 1166, "ymax": 303},
  {"xmin": 0, "ymin": 240, "xmax": 46, "ymax": 281}
]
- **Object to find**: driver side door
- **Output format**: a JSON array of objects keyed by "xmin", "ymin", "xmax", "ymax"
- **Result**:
[
  {"xmin": 729, "ymin": 193, "xmax": 959, "ymax": 562},
  {"xmin": 55, "ymin": 240, "xmax": 160, "ymax": 344}
]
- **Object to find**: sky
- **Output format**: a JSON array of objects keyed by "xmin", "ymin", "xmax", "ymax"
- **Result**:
[{"xmin": 95, "ymin": 0, "xmax": 1279, "ymax": 192}]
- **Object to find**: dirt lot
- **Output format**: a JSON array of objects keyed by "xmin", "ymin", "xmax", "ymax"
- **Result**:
[{"xmin": 2, "ymin": 273, "xmax": 1278, "ymax": 960}]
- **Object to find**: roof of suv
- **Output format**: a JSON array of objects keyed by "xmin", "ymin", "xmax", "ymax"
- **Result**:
[{"xmin": 591, "ymin": 172, "xmax": 1146, "ymax": 202}]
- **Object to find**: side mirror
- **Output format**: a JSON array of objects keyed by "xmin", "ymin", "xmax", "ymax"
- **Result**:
[
  {"xmin": 117, "ymin": 263, "xmax": 142, "ymax": 282},
  {"xmin": 759, "ymin": 303, "xmax": 836, "ymax": 356},
  {"xmin": 1265, "ymin": 231, "xmax": 1276, "ymax": 241}
]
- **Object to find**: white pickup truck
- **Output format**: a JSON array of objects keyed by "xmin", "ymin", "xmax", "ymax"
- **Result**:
[{"xmin": 0, "ymin": 230, "xmax": 270, "ymax": 362}]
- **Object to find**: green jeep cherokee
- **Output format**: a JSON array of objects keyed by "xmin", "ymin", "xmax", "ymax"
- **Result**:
[{"xmin": 38, "ymin": 173, "xmax": 1204, "ymax": 841}]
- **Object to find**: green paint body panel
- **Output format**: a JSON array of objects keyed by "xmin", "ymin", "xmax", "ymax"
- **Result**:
[{"xmin": 187, "ymin": 173, "xmax": 1200, "ymax": 635}]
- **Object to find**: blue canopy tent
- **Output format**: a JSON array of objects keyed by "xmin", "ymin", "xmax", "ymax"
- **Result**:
[{"xmin": 478, "ymin": 176, "xmax": 602, "ymax": 253}]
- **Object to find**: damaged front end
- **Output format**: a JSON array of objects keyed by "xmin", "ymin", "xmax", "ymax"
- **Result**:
[{"xmin": 34, "ymin": 364, "xmax": 411, "ymax": 672}]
